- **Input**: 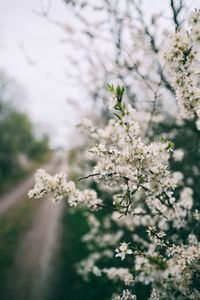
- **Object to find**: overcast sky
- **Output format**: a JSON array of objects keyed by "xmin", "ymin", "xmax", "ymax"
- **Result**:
[
  {"xmin": 0, "ymin": 0, "xmax": 85, "ymax": 147},
  {"xmin": 0, "ymin": 0, "xmax": 200, "ymax": 147}
]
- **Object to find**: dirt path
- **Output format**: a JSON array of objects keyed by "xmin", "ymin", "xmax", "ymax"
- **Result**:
[
  {"xmin": 6, "ymin": 152, "xmax": 67, "ymax": 300},
  {"xmin": 0, "ymin": 153, "xmax": 61, "ymax": 216}
]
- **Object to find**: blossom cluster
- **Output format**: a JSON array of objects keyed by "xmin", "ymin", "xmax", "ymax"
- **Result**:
[
  {"xmin": 28, "ymin": 169, "xmax": 102, "ymax": 210},
  {"xmin": 84, "ymin": 103, "xmax": 178, "ymax": 217},
  {"xmin": 165, "ymin": 10, "xmax": 200, "ymax": 124}
]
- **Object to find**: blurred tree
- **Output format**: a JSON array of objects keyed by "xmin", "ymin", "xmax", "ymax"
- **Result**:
[
  {"xmin": 35, "ymin": 1, "xmax": 200, "ymax": 299},
  {"xmin": 0, "ymin": 71, "xmax": 49, "ymax": 192},
  {"xmin": 60, "ymin": 0, "xmax": 182, "ymax": 109}
]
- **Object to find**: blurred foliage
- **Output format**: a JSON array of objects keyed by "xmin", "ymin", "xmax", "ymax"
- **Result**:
[{"xmin": 0, "ymin": 72, "xmax": 49, "ymax": 192}]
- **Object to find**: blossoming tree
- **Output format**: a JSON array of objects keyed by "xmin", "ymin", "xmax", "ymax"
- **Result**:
[{"xmin": 29, "ymin": 9, "xmax": 200, "ymax": 300}]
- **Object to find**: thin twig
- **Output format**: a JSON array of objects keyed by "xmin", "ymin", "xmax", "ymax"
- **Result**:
[{"xmin": 78, "ymin": 173, "xmax": 100, "ymax": 181}]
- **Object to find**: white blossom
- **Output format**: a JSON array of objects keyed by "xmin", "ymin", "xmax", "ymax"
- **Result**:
[
  {"xmin": 179, "ymin": 187, "xmax": 193, "ymax": 210},
  {"xmin": 115, "ymin": 242, "xmax": 133, "ymax": 261},
  {"xmin": 173, "ymin": 149, "xmax": 184, "ymax": 161}
]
